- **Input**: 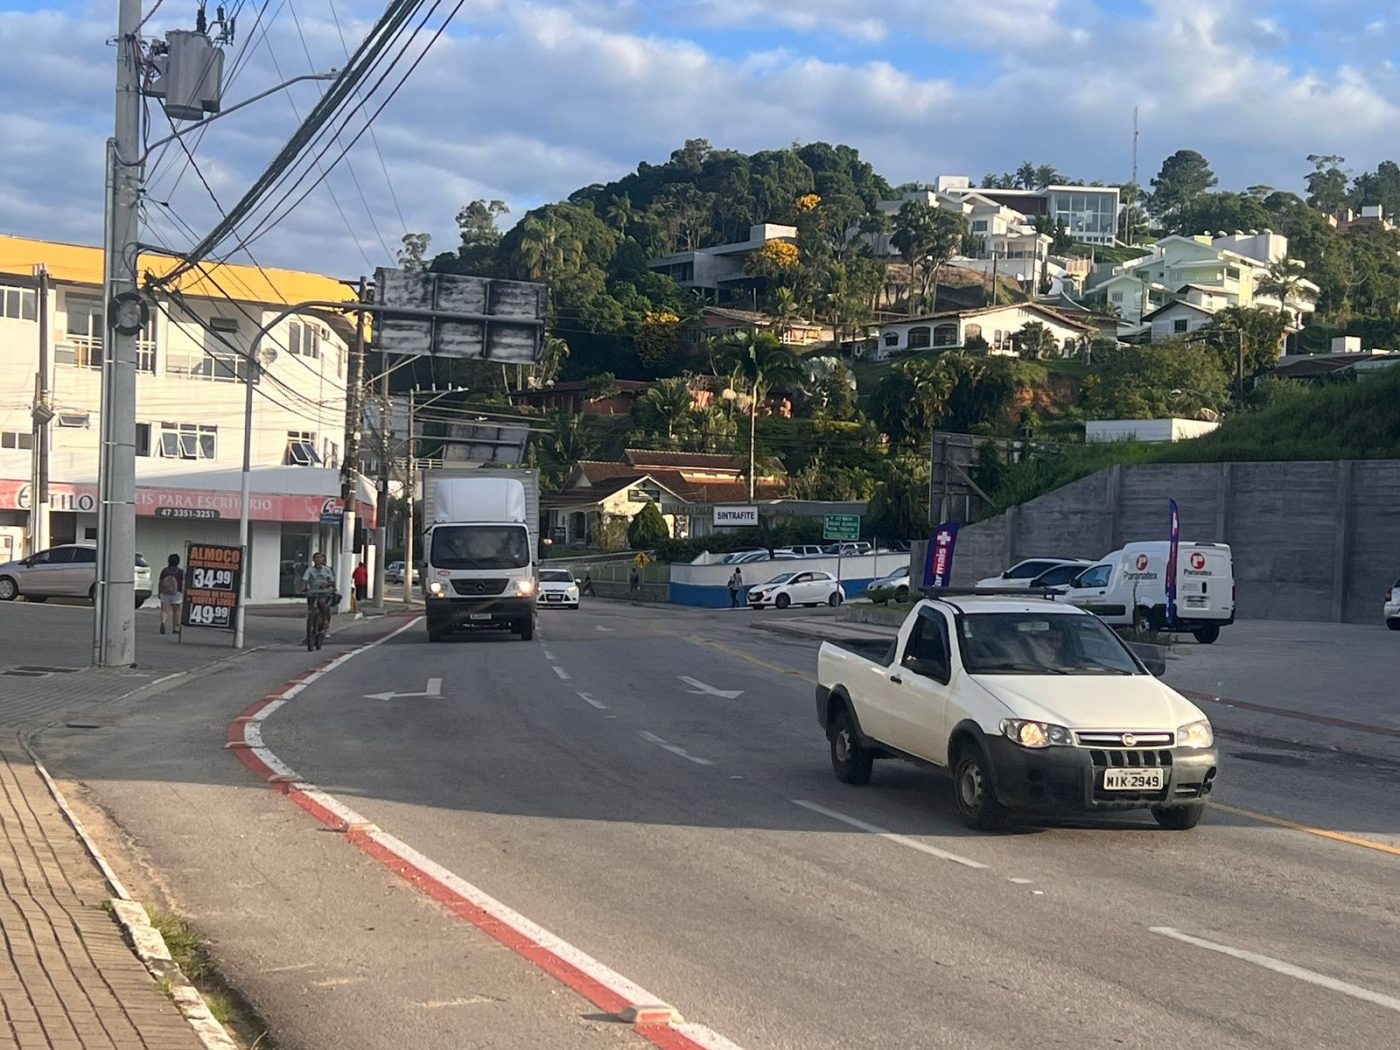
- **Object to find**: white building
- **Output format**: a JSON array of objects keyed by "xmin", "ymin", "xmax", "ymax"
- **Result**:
[
  {"xmin": 873, "ymin": 303, "xmax": 1095, "ymax": 358},
  {"xmin": 646, "ymin": 224, "xmax": 798, "ymax": 294},
  {"xmin": 0, "ymin": 235, "xmax": 371, "ymax": 602},
  {"xmin": 935, "ymin": 175, "xmax": 1122, "ymax": 246},
  {"xmin": 1086, "ymin": 418, "xmax": 1220, "ymax": 443}
]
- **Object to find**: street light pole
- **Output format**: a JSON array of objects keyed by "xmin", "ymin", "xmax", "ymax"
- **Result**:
[
  {"xmin": 95, "ymin": 0, "xmax": 144, "ymax": 668},
  {"xmin": 30, "ymin": 265, "xmax": 51, "ymax": 556}
]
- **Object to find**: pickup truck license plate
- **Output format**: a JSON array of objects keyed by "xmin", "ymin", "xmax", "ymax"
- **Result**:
[
  {"xmin": 1103, "ymin": 768, "xmax": 1165, "ymax": 791},
  {"xmin": 469, "ymin": 613, "xmax": 493, "ymax": 621}
]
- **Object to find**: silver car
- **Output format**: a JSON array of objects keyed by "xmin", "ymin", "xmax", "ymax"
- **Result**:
[{"xmin": 0, "ymin": 543, "xmax": 153, "ymax": 607}]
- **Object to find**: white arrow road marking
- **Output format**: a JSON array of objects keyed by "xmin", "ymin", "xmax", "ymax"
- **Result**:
[
  {"xmin": 678, "ymin": 675, "xmax": 743, "ymax": 699},
  {"xmin": 365, "ymin": 677, "xmax": 443, "ymax": 701},
  {"xmin": 639, "ymin": 730, "xmax": 713, "ymax": 766},
  {"xmin": 1149, "ymin": 928, "xmax": 1400, "ymax": 1014}
]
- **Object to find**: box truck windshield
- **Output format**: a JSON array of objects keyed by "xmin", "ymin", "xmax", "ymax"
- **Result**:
[{"xmin": 430, "ymin": 526, "xmax": 530, "ymax": 570}]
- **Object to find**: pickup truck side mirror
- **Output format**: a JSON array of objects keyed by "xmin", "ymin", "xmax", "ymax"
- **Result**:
[{"xmin": 904, "ymin": 654, "xmax": 950, "ymax": 685}]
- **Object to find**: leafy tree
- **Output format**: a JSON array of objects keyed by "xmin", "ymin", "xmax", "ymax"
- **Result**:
[
  {"xmin": 512, "ymin": 212, "xmax": 584, "ymax": 282},
  {"xmin": 452, "ymin": 200, "xmax": 508, "ymax": 274},
  {"xmin": 606, "ymin": 193, "xmax": 638, "ymax": 238},
  {"xmin": 627, "ymin": 502, "xmax": 671, "ymax": 549},
  {"xmin": 636, "ymin": 310, "xmax": 683, "ymax": 369},
  {"xmin": 1034, "ymin": 164, "xmax": 1062, "ymax": 189},
  {"xmin": 1173, "ymin": 192, "xmax": 1271, "ymax": 236},
  {"xmin": 769, "ymin": 286, "xmax": 802, "ymax": 338},
  {"xmin": 1149, "ymin": 150, "xmax": 1218, "ymax": 230},
  {"xmin": 744, "ymin": 240, "xmax": 801, "ymax": 286},
  {"xmin": 892, "ymin": 202, "xmax": 967, "ymax": 315},
  {"xmin": 714, "ymin": 331, "xmax": 805, "ymax": 497},
  {"xmin": 1256, "ymin": 258, "xmax": 1317, "ymax": 326},
  {"xmin": 1350, "ymin": 159, "xmax": 1400, "ymax": 218},
  {"xmin": 1012, "ymin": 321, "xmax": 1059, "ymax": 360},
  {"xmin": 1198, "ymin": 306, "xmax": 1291, "ymax": 379},
  {"xmin": 397, "ymin": 232, "xmax": 431, "ymax": 272},
  {"xmin": 1081, "ymin": 343, "xmax": 1230, "ymax": 419},
  {"xmin": 870, "ymin": 366, "xmax": 926, "ymax": 446},
  {"xmin": 1015, "ymin": 161, "xmax": 1037, "ymax": 190},
  {"xmin": 1304, "ymin": 154, "xmax": 1349, "ymax": 214},
  {"xmin": 632, "ymin": 375, "xmax": 696, "ymax": 443}
]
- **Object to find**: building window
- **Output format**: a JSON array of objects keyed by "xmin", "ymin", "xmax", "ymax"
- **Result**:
[
  {"xmin": 1173, "ymin": 318, "xmax": 1189, "ymax": 333},
  {"xmin": 284, "ymin": 431, "xmax": 321, "ymax": 466},
  {"xmin": 159, "ymin": 422, "xmax": 217, "ymax": 460},
  {"xmin": 1225, "ymin": 266, "xmax": 1241, "ymax": 281},
  {"xmin": 932, "ymin": 322, "xmax": 959, "ymax": 347},
  {"xmin": 288, "ymin": 320, "xmax": 322, "ymax": 360},
  {"xmin": 136, "ymin": 317, "xmax": 157, "ymax": 373},
  {"xmin": 972, "ymin": 220, "xmax": 988, "ymax": 232},
  {"xmin": 1, "ymin": 286, "xmax": 37, "ymax": 321},
  {"xmin": 965, "ymin": 323, "xmax": 982, "ymax": 340},
  {"xmin": 1110, "ymin": 291, "xmax": 1124, "ymax": 304},
  {"xmin": 908, "ymin": 326, "xmax": 932, "ymax": 349},
  {"xmin": 993, "ymin": 329, "xmax": 1004, "ymax": 348},
  {"xmin": 59, "ymin": 297, "xmax": 104, "ymax": 368},
  {"xmin": 884, "ymin": 333, "xmax": 899, "ymax": 347},
  {"xmin": 135, "ymin": 422, "xmax": 152, "ymax": 457},
  {"xmin": 57, "ymin": 412, "xmax": 90, "ymax": 428},
  {"xmin": 1, "ymin": 431, "xmax": 33, "ymax": 450}
]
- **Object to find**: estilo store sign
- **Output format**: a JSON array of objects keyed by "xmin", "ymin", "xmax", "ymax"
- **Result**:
[{"xmin": 0, "ymin": 481, "xmax": 373, "ymax": 525}]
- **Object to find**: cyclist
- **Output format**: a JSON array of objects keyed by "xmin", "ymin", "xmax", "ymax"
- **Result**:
[{"xmin": 303, "ymin": 552, "xmax": 337, "ymax": 639}]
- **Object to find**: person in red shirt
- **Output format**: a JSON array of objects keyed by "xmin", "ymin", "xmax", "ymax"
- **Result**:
[{"xmin": 353, "ymin": 560, "xmax": 368, "ymax": 605}]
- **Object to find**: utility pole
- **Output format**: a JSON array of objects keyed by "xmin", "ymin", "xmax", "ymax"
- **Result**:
[
  {"xmin": 378, "ymin": 355, "xmax": 392, "ymax": 601},
  {"xmin": 30, "ymin": 265, "xmax": 51, "ymax": 556},
  {"xmin": 402, "ymin": 390, "xmax": 415, "ymax": 604},
  {"xmin": 338, "ymin": 279, "xmax": 367, "ymax": 613},
  {"xmin": 95, "ymin": 0, "xmax": 144, "ymax": 668},
  {"xmin": 1126, "ymin": 106, "xmax": 1139, "ymax": 247}
]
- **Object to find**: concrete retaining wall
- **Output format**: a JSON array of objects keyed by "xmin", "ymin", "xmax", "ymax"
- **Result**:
[{"xmin": 953, "ymin": 460, "xmax": 1399, "ymax": 624}]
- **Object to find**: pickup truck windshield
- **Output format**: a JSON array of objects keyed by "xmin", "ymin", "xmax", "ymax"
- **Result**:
[
  {"xmin": 430, "ymin": 526, "xmax": 530, "ymax": 570},
  {"xmin": 958, "ymin": 613, "xmax": 1141, "ymax": 676}
]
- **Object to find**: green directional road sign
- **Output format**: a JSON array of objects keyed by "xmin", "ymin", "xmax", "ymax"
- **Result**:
[{"xmin": 823, "ymin": 514, "xmax": 861, "ymax": 541}]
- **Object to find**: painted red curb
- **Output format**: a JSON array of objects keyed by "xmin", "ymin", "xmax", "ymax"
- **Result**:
[
  {"xmin": 224, "ymin": 615, "xmax": 723, "ymax": 1050},
  {"xmin": 1183, "ymin": 689, "xmax": 1400, "ymax": 740}
]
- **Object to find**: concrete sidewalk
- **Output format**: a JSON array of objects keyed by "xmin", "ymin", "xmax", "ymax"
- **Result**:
[{"xmin": 0, "ymin": 602, "xmax": 395, "ymax": 1050}]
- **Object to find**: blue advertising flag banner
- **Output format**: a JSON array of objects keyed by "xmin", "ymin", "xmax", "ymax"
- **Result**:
[
  {"xmin": 924, "ymin": 522, "xmax": 960, "ymax": 588},
  {"xmin": 1165, "ymin": 499, "xmax": 1181, "ymax": 626}
]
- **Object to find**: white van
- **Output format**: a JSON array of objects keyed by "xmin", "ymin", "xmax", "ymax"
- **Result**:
[{"xmin": 1057, "ymin": 541, "xmax": 1234, "ymax": 643}]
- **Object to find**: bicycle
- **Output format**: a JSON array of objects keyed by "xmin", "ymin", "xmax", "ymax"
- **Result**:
[{"xmin": 306, "ymin": 592, "xmax": 337, "ymax": 651}]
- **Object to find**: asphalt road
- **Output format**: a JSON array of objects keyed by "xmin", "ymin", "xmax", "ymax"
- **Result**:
[{"xmin": 209, "ymin": 601, "xmax": 1398, "ymax": 1049}]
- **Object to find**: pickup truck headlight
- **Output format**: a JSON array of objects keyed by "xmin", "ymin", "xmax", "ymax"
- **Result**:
[
  {"xmin": 1001, "ymin": 719, "xmax": 1072, "ymax": 749},
  {"xmin": 1176, "ymin": 719, "xmax": 1213, "ymax": 749},
  {"xmin": 427, "ymin": 581, "xmax": 445, "ymax": 597},
  {"xmin": 515, "ymin": 578, "xmax": 536, "ymax": 596}
]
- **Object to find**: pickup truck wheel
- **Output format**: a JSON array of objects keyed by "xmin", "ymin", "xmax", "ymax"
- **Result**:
[
  {"xmin": 829, "ymin": 708, "xmax": 872, "ymax": 785},
  {"xmin": 951, "ymin": 748, "xmax": 1009, "ymax": 830},
  {"xmin": 775, "ymin": 593, "xmax": 791, "ymax": 610},
  {"xmin": 1151, "ymin": 802, "xmax": 1205, "ymax": 830},
  {"xmin": 1192, "ymin": 625, "xmax": 1221, "ymax": 644}
]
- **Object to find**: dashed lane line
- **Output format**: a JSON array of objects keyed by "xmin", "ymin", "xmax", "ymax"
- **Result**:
[{"xmin": 638, "ymin": 731, "xmax": 714, "ymax": 766}]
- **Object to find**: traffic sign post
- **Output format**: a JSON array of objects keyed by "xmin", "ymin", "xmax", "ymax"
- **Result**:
[{"xmin": 824, "ymin": 514, "xmax": 860, "ymax": 541}]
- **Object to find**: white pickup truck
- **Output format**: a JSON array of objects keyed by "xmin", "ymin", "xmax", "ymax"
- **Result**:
[{"xmin": 815, "ymin": 595, "xmax": 1219, "ymax": 830}]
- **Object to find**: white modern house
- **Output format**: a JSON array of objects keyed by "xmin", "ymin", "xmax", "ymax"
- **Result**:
[
  {"xmin": 646, "ymin": 224, "xmax": 798, "ymax": 295},
  {"xmin": 0, "ymin": 235, "xmax": 371, "ymax": 601},
  {"xmin": 935, "ymin": 175, "xmax": 1122, "ymax": 246},
  {"xmin": 873, "ymin": 303, "xmax": 1095, "ymax": 358}
]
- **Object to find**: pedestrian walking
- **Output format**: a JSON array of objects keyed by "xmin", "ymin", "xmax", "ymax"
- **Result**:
[
  {"xmin": 353, "ymin": 560, "xmax": 368, "ymax": 608},
  {"xmin": 629, "ymin": 566, "xmax": 641, "ymax": 594},
  {"xmin": 158, "ymin": 554, "xmax": 184, "ymax": 636},
  {"xmin": 580, "ymin": 571, "xmax": 597, "ymax": 597},
  {"xmin": 728, "ymin": 567, "xmax": 743, "ymax": 608}
]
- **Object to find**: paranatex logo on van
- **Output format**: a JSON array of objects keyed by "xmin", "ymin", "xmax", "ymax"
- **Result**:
[
  {"xmin": 1184, "ymin": 550, "xmax": 1215, "ymax": 577},
  {"xmin": 1124, "ymin": 551, "xmax": 1159, "ymax": 582},
  {"xmin": 1136, "ymin": 554, "xmax": 1150, "ymax": 571}
]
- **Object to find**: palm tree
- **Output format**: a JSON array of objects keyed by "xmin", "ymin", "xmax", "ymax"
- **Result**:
[
  {"xmin": 770, "ymin": 286, "xmax": 801, "ymax": 340},
  {"xmin": 1257, "ymin": 258, "xmax": 1315, "ymax": 321},
  {"xmin": 1015, "ymin": 162, "xmax": 1037, "ymax": 190},
  {"xmin": 715, "ymin": 331, "xmax": 804, "ymax": 499},
  {"xmin": 514, "ymin": 213, "xmax": 581, "ymax": 282},
  {"xmin": 1034, "ymin": 164, "xmax": 1062, "ymax": 189},
  {"xmin": 606, "ymin": 193, "xmax": 637, "ymax": 239},
  {"xmin": 635, "ymin": 376, "xmax": 696, "ymax": 444}
]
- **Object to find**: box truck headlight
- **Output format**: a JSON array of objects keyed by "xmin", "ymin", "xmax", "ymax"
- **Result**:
[
  {"xmin": 515, "ymin": 578, "xmax": 536, "ymax": 596},
  {"xmin": 428, "ymin": 581, "xmax": 445, "ymax": 597}
]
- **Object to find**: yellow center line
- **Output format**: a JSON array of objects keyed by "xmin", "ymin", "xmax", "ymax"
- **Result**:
[
  {"xmin": 682, "ymin": 633, "xmax": 818, "ymax": 684},
  {"xmin": 1210, "ymin": 801, "xmax": 1400, "ymax": 858}
]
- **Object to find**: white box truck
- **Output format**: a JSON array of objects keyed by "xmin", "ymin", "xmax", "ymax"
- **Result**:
[
  {"xmin": 420, "ymin": 469, "xmax": 540, "ymax": 642},
  {"xmin": 1057, "ymin": 541, "xmax": 1235, "ymax": 643}
]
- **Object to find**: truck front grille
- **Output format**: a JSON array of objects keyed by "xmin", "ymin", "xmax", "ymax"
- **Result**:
[
  {"xmin": 450, "ymin": 578, "xmax": 509, "ymax": 596},
  {"xmin": 1090, "ymin": 749, "xmax": 1173, "ymax": 769}
]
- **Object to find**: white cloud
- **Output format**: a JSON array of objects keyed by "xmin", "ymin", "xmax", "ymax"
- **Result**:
[
  {"xmin": 684, "ymin": 0, "xmax": 1065, "ymax": 47},
  {"xmin": 4, "ymin": 0, "xmax": 1400, "ymax": 275}
]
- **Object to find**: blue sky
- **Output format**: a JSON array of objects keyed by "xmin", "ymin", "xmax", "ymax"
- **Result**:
[{"xmin": 1, "ymin": 0, "xmax": 1398, "ymax": 274}]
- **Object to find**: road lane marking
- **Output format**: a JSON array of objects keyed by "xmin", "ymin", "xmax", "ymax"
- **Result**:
[
  {"xmin": 595, "ymin": 626, "xmax": 614, "ymax": 632},
  {"xmin": 790, "ymin": 800, "xmax": 988, "ymax": 870},
  {"xmin": 683, "ymin": 635, "xmax": 816, "ymax": 684},
  {"xmin": 226, "ymin": 614, "xmax": 744, "ymax": 1050},
  {"xmin": 1149, "ymin": 927, "xmax": 1400, "ymax": 1014},
  {"xmin": 552, "ymin": 665, "xmax": 572, "ymax": 681},
  {"xmin": 543, "ymin": 649, "xmax": 556, "ymax": 661},
  {"xmin": 576, "ymin": 691, "xmax": 608, "ymax": 710},
  {"xmin": 1210, "ymin": 801, "xmax": 1400, "ymax": 859},
  {"xmin": 638, "ymin": 731, "xmax": 714, "ymax": 766},
  {"xmin": 678, "ymin": 675, "xmax": 743, "ymax": 699},
  {"xmin": 1181, "ymin": 689, "xmax": 1400, "ymax": 740}
]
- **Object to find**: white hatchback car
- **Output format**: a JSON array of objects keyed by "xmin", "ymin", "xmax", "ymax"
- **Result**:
[
  {"xmin": 976, "ymin": 558, "xmax": 1090, "ymax": 590},
  {"xmin": 748, "ymin": 570, "xmax": 845, "ymax": 609},
  {"xmin": 538, "ymin": 568, "xmax": 580, "ymax": 609}
]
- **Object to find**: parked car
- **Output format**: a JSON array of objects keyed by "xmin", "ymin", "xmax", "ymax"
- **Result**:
[
  {"xmin": 975, "ymin": 558, "xmax": 1090, "ymax": 590},
  {"xmin": 865, "ymin": 565, "xmax": 911, "ymax": 601},
  {"xmin": 1026, "ymin": 562, "xmax": 1089, "ymax": 594},
  {"xmin": 748, "ymin": 570, "xmax": 845, "ymax": 609},
  {"xmin": 822, "ymin": 542, "xmax": 872, "ymax": 556},
  {"xmin": 779, "ymin": 545, "xmax": 827, "ymax": 558},
  {"xmin": 385, "ymin": 561, "xmax": 420, "ymax": 586},
  {"xmin": 0, "ymin": 543, "xmax": 152, "ymax": 608},
  {"xmin": 537, "ymin": 568, "xmax": 580, "ymax": 609},
  {"xmin": 1386, "ymin": 578, "xmax": 1400, "ymax": 630},
  {"xmin": 1056, "ymin": 542, "xmax": 1235, "ymax": 644},
  {"xmin": 815, "ymin": 594, "xmax": 1219, "ymax": 830},
  {"xmin": 732, "ymin": 549, "xmax": 798, "ymax": 564},
  {"xmin": 717, "ymin": 549, "xmax": 768, "ymax": 564}
]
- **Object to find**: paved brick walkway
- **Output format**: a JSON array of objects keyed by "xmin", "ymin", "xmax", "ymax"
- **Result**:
[{"xmin": 0, "ymin": 602, "xmax": 387, "ymax": 1049}]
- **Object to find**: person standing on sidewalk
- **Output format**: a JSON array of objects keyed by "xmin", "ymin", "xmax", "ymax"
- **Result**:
[
  {"xmin": 352, "ymin": 560, "xmax": 368, "ymax": 609},
  {"xmin": 728, "ymin": 567, "xmax": 744, "ymax": 608},
  {"xmin": 158, "ymin": 554, "xmax": 184, "ymax": 636},
  {"xmin": 580, "ymin": 571, "xmax": 597, "ymax": 597}
]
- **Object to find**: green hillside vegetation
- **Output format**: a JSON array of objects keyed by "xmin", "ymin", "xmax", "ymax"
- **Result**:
[{"xmin": 982, "ymin": 364, "xmax": 1400, "ymax": 514}]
